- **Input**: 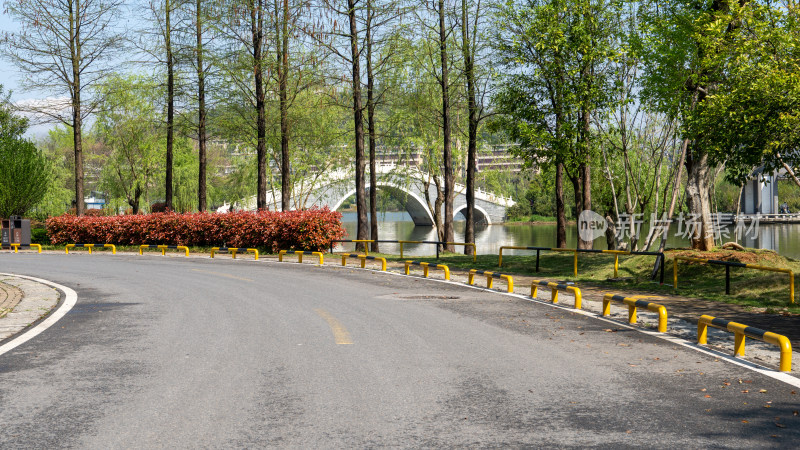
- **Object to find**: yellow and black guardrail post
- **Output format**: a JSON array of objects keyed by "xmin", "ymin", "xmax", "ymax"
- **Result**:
[
  {"xmin": 279, "ymin": 250, "xmax": 324, "ymax": 265},
  {"xmin": 468, "ymin": 269, "xmax": 514, "ymax": 293},
  {"xmin": 403, "ymin": 261, "xmax": 450, "ymax": 280},
  {"xmin": 698, "ymin": 315, "xmax": 792, "ymax": 372},
  {"xmin": 674, "ymin": 255, "xmax": 795, "ymax": 304},
  {"xmin": 139, "ymin": 244, "xmax": 190, "ymax": 256},
  {"xmin": 65, "ymin": 243, "xmax": 116, "ymax": 254},
  {"xmin": 530, "ymin": 280, "xmax": 582, "ymax": 309},
  {"xmin": 212, "ymin": 247, "xmax": 259, "ymax": 260},
  {"xmin": 340, "ymin": 253, "xmax": 387, "ymax": 271},
  {"xmin": 159, "ymin": 245, "xmax": 190, "ymax": 257},
  {"xmin": 602, "ymin": 293, "xmax": 668, "ymax": 332},
  {"xmin": 9, "ymin": 243, "xmax": 42, "ymax": 253}
]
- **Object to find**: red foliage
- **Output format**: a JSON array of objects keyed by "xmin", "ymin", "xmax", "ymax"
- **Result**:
[{"xmin": 46, "ymin": 208, "xmax": 346, "ymax": 252}]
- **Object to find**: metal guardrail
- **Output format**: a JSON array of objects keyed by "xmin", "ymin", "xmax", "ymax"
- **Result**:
[
  {"xmin": 673, "ymin": 256, "xmax": 795, "ymax": 304},
  {"xmin": 340, "ymin": 253, "xmax": 387, "ymax": 271},
  {"xmin": 403, "ymin": 261, "xmax": 450, "ymax": 280},
  {"xmin": 65, "ymin": 244, "xmax": 116, "ymax": 254},
  {"xmin": 139, "ymin": 244, "xmax": 190, "ymax": 257},
  {"xmin": 279, "ymin": 250, "xmax": 323, "ymax": 265},
  {"xmin": 498, "ymin": 246, "xmax": 665, "ymax": 283},
  {"xmin": 468, "ymin": 269, "xmax": 514, "ymax": 293},
  {"xmin": 530, "ymin": 280, "xmax": 582, "ymax": 309},
  {"xmin": 698, "ymin": 315, "xmax": 792, "ymax": 372},
  {"xmin": 332, "ymin": 239, "xmax": 476, "ymax": 261},
  {"xmin": 211, "ymin": 247, "xmax": 259, "ymax": 260},
  {"xmin": 602, "ymin": 294, "xmax": 668, "ymax": 332},
  {"xmin": 9, "ymin": 243, "xmax": 42, "ymax": 253}
]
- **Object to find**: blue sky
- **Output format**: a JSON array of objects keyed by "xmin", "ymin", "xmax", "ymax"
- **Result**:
[{"xmin": 1, "ymin": 11, "xmax": 24, "ymax": 101}]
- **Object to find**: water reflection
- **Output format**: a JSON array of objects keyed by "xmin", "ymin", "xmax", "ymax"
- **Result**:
[{"xmin": 339, "ymin": 212, "xmax": 800, "ymax": 259}]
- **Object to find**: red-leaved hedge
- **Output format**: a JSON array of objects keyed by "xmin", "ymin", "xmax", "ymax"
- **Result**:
[{"xmin": 46, "ymin": 208, "xmax": 346, "ymax": 252}]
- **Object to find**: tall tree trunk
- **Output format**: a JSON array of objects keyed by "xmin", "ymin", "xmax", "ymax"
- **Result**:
[
  {"xmin": 685, "ymin": 147, "xmax": 715, "ymax": 250},
  {"xmin": 438, "ymin": 0, "xmax": 454, "ymax": 251},
  {"xmin": 555, "ymin": 161, "xmax": 566, "ymax": 247},
  {"xmin": 278, "ymin": 0, "xmax": 290, "ymax": 211},
  {"xmin": 70, "ymin": 0, "xmax": 85, "ymax": 216},
  {"xmin": 252, "ymin": 0, "xmax": 267, "ymax": 210},
  {"xmin": 196, "ymin": 0, "xmax": 207, "ymax": 212},
  {"xmin": 165, "ymin": 0, "xmax": 174, "ymax": 211},
  {"xmin": 461, "ymin": 0, "xmax": 476, "ymax": 256},
  {"xmin": 366, "ymin": 0, "xmax": 379, "ymax": 252},
  {"xmin": 348, "ymin": 0, "xmax": 368, "ymax": 251}
]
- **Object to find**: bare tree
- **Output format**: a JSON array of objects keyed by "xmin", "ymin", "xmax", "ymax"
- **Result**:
[{"xmin": 2, "ymin": 0, "xmax": 125, "ymax": 215}]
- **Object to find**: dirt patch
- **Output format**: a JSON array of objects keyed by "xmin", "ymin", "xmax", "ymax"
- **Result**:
[{"xmin": 668, "ymin": 248, "xmax": 784, "ymax": 266}]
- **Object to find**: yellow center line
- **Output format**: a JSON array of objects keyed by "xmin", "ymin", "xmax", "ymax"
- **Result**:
[
  {"xmin": 313, "ymin": 308, "xmax": 354, "ymax": 345},
  {"xmin": 191, "ymin": 269, "xmax": 254, "ymax": 283}
]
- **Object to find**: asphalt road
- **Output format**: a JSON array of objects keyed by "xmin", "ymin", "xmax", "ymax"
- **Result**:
[{"xmin": 1, "ymin": 252, "xmax": 798, "ymax": 448}]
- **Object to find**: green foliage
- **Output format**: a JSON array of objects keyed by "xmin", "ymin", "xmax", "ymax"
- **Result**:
[
  {"xmin": 638, "ymin": 0, "xmax": 800, "ymax": 184},
  {"xmin": 0, "ymin": 137, "xmax": 51, "ymax": 217},
  {"xmin": 95, "ymin": 74, "xmax": 164, "ymax": 213},
  {"xmin": 490, "ymin": 0, "xmax": 621, "ymax": 170},
  {"xmin": 0, "ymin": 87, "xmax": 51, "ymax": 218}
]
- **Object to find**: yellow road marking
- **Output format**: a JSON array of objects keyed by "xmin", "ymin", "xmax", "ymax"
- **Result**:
[
  {"xmin": 314, "ymin": 308, "xmax": 354, "ymax": 345},
  {"xmin": 191, "ymin": 269, "xmax": 254, "ymax": 283}
]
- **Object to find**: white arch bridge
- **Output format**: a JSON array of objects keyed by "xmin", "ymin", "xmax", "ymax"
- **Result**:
[{"xmin": 228, "ymin": 167, "xmax": 515, "ymax": 226}]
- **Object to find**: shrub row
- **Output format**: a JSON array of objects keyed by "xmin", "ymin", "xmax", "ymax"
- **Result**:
[{"xmin": 46, "ymin": 209, "xmax": 346, "ymax": 252}]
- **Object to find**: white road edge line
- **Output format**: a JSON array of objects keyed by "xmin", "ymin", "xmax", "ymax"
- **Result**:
[
  {"xmin": 292, "ymin": 260, "xmax": 800, "ymax": 389},
  {"xmin": 0, "ymin": 272, "xmax": 78, "ymax": 357}
]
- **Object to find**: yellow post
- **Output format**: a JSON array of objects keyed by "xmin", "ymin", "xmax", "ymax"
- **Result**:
[
  {"xmin": 11, "ymin": 244, "xmax": 18, "ymax": 253},
  {"xmin": 573, "ymin": 251, "xmax": 578, "ymax": 277},
  {"xmin": 673, "ymin": 258, "xmax": 678, "ymax": 289},
  {"xmin": 552, "ymin": 288, "xmax": 559, "ymax": 303},
  {"xmin": 248, "ymin": 249, "xmax": 259, "ymax": 260},
  {"xmin": 569, "ymin": 287, "xmax": 582, "ymax": 309},
  {"xmin": 697, "ymin": 316, "xmax": 710, "ymax": 344},
  {"xmin": 179, "ymin": 246, "xmax": 189, "ymax": 257},
  {"xmin": 614, "ymin": 254, "xmax": 619, "ymax": 278},
  {"xmin": 360, "ymin": 257, "xmax": 366, "ymax": 268},
  {"xmin": 627, "ymin": 305, "xmax": 637, "ymax": 325},
  {"xmin": 531, "ymin": 284, "xmax": 538, "ymax": 298},
  {"xmin": 86, "ymin": 244, "xmax": 93, "ymax": 254},
  {"xmin": 486, "ymin": 275, "xmax": 493, "ymax": 289},
  {"xmin": 422, "ymin": 263, "xmax": 429, "ymax": 278},
  {"xmin": 298, "ymin": 253, "xmax": 303, "ymax": 263},
  {"xmin": 498, "ymin": 247, "xmax": 504, "ymax": 267},
  {"xmin": 104, "ymin": 244, "xmax": 116, "ymax": 254},
  {"xmin": 734, "ymin": 332, "xmax": 746, "ymax": 357},
  {"xmin": 791, "ymin": 272, "xmax": 795, "ymax": 304}
]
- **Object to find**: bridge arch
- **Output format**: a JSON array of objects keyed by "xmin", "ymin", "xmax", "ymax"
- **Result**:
[
  {"xmin": 453, "ymin": 204, "xmax": 492, "ymax": 225},
  {"xmin": 331, "ymin": 182, "xmax": 435, "ymax": 226}
]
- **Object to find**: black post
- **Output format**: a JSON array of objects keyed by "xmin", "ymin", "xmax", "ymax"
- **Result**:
[
  {"xmin": 536, "ymin": 249, "xmax": 540, "ymax": 273},
  {"xmin": 725, "ymin": 265, "xmax": 730, "ymax": 295},
  {"xmin": 660, "ymin": 254, "xmax": 665, "ymax": 285}
]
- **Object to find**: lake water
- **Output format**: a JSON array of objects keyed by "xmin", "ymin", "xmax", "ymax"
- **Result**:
[{"xmin": 339, "ymin": 211, "xmax": 800, "ymax": 259}]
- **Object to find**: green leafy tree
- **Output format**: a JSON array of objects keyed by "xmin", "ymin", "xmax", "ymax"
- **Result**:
[
  {"xmin": 0, "ymin": 88, "xmax": 50, "ymax": 217},
  {"xmin": 639, "ymin": 0, "xmax": 800, "ymax": 249},
  {"xmin": 94, "ymin": 75, "xmax": 163, "ymax": 214},
  {"xmin": 491, "ymin": 0, "xmax": 620, "ymax": 248}
]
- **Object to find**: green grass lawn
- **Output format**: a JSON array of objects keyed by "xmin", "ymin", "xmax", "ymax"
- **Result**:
[{"xmin": 367, "ymin": 248, "xmax": 800, "ymax": 314}]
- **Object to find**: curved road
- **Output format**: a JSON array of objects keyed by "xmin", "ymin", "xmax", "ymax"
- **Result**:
[{"xmin": 0, "ymin": 253, "xmax": 798, "ymax": 447}]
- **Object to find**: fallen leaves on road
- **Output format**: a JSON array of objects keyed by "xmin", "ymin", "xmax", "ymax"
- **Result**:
[{"xmin": 760, "ymin": 389, "xmax": 768, "ymax": 393}]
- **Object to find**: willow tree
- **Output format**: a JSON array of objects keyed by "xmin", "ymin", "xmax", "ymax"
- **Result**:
[{"xmin": 2, "ymin": 0, "xmax": 124, "ymax": 215}]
